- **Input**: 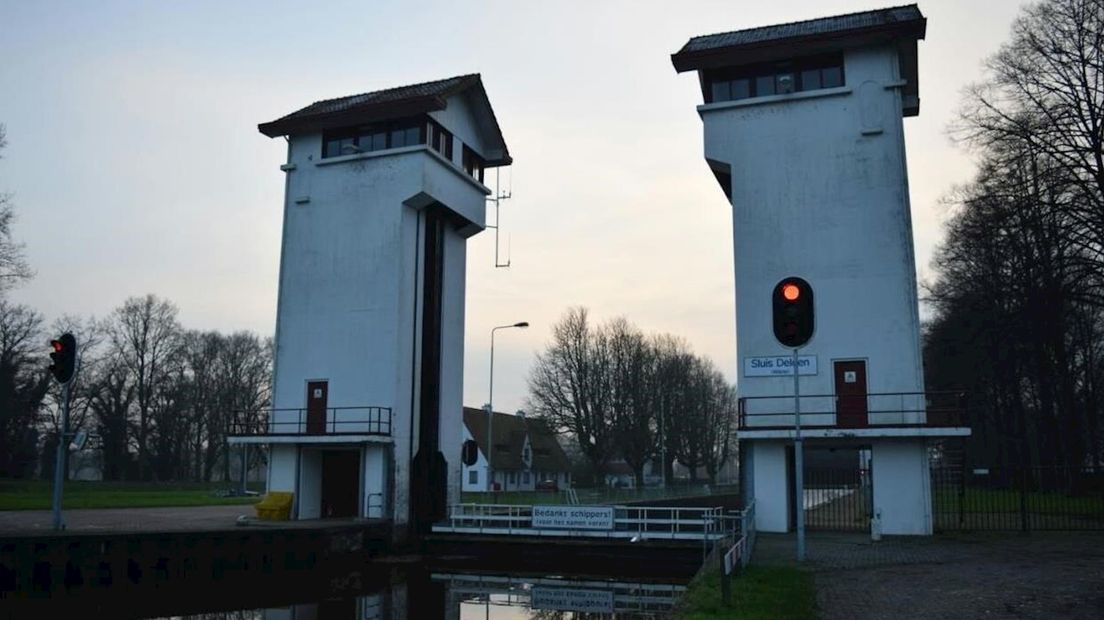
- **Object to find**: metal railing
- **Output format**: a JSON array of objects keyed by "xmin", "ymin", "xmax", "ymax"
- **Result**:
[
  {"xmin": 738, "ymin": 391, "xmax": 968, "ymax": 430},
  {"xmin": 433, "ymin": 503, "xmax": 730, "ymax": 542},
  {"xmin": 228, "ymin": 406, "xmax": 392, "ymax": 436}
]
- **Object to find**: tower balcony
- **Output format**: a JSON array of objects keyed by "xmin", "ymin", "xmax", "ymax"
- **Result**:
[
  {"xmin": 737, "ymin": 391, "xmax": 970, "ymax": 440},
  {"xmin": 227, "ymin": 406, "xmax": 392, "ymax": 445}
]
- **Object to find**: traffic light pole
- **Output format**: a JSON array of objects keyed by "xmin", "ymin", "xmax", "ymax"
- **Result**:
[
  {"xmin": 793, "ymin": 347, "xmax": 805, "ymax": 562},
  {"xmin": 51, "ymin": 380, "xmax": 71, "ymax": 531}
]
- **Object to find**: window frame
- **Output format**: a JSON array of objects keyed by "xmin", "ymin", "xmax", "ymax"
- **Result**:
[
  {"xmin": 321, "ymin": 116, "xmax": 429, "ymax": 159},
  {"xmin": 462, "ymin": 145, "xmax": 486, "ymax": 183},
  {"xmin": 704, "ymin": 52, "xmax": 845, "ymax": 104}
]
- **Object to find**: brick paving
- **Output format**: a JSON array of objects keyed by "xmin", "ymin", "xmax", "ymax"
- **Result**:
[{"xmin": 753, "ymin": 531, "xmax": 1104, "ymax": 619}]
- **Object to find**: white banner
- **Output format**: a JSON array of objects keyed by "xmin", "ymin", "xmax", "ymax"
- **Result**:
[
  {"xmin": 532, "ymin": 505, "xmax": 615, "ymax": 530},
  {"xmin": 743, "ymin": 355, "xmax": 817, "ymax": 377},
  {"xmin": 531, "ymin": 587, "xmax": 615, "ymax": 613}
]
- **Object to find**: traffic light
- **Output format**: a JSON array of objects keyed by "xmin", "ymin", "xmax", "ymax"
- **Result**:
[
  {"xmin": 461, "ymin": 439, "xmax": 479, "ymax": 467},
  {"xmin": 48, "ymin": 333, "xmax": 77, "ymax": 384},
  {"xmin": 772, "ymin": 277, "xmax": 814, "ymax": 348}
]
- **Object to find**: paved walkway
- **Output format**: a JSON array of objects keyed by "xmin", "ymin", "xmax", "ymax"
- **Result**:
[
  {"xmin": 0, "ymin": 505, "xmax": 257, "ymax": 536},
  {"xmin": 754, "ymin": 531, "xmax": 1104, "ymax": 619}
]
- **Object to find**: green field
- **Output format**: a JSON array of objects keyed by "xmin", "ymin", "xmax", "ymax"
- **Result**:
[
  {"xmin": 679, "ymin": 565, "xmax": 815, "ymax": 620},
  {"xmin": 934, "ymin": 487, "xmax": 1104, "ymax": 516},
  {"xmin": 0, "ymin": 480, "xmax": 263, "ymax": 510}
]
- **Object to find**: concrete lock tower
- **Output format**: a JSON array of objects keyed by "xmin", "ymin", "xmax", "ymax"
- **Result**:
[
  {"xmin": 231, "ymin": 75, "xmax": 510, "ymax": 541},
  {"xmin": 673, "ymin": 5, "xmax": 969, "ymax": 535}
]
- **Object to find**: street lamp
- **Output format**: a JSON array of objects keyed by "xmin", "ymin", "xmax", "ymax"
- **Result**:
[{"xmin": 487, "ymin": 321, "xmax": 529, "ymax": 492}]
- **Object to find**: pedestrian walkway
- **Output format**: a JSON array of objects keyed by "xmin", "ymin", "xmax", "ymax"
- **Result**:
[{"xmin": 752, "ymin": 531, "xmax": 1104, "ymax": 619}]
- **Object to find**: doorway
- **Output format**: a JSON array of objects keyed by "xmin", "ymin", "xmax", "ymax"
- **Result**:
[
  {"xmin": 834, "ymin": 361, "xmax": 868, "ymax": 428},
  {"xmin": 321, "ymin": 449, "xmax": 361, "ymax": 518},
  {"xmin": 307, "ymin": 380, "xmax": 328, "ymax": 434}
]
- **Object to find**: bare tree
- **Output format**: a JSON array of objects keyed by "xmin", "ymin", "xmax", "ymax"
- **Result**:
[
  {"xmin": 606, "ymin": 318, "xmax": 655, "ymax": 488},
  {"xmin": 0, "ymin": 299, "xmax": 49, "ymax": 477},
  {"xmin": 928, "ymin": 0, "xmax": 1104, "ymax": 471},
  {"xmin": 527, "ymin": 307, "xmax": 616, "ymax": 482},
  {"xmin": 106, "ymin": 294, "xmax": 182, "ymax": 480},
  {"xmin": 0, "ymin": 125, "xmax": 33, "ymax": 294}
]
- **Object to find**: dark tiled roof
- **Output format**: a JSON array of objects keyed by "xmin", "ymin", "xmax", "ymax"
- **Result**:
[
  {"xmin": 261, "ymin": 74, "xmax": 478, "ymax": 135},
  {"xmin": 463, "ymin": 407, "xmax": 571, "ymax": 472},
  {"xmin": 672, "ymin": 4, "xmax": 926, "ymax": 73},
  {"xmin": 258, "ymin": 74, "xmax": 512, "ymax": 164},
  {"xmin": 680, "ymin": 5, "xmax": 922, "ymax": 54}
]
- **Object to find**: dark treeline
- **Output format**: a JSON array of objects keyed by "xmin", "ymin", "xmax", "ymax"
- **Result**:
[
  {"xmin": 527, "ymin": 307, "xmax": 736, "ymax": 486},
  {"xmin": 0, "ymin": 294, "xmax": 272, "ymax": 481},
  {"xmin": 924, "ymin": 0, "xmax": 1104, "ymax": 470}
]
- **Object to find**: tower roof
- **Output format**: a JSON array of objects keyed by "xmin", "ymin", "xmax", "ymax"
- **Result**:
[
  {"xmin": 259, "ymin": 74, "xmax": 511, "ymax": 166},
  {"xmin": 671, "ymin": 4, "xmax": 925, "ymax": 115}
]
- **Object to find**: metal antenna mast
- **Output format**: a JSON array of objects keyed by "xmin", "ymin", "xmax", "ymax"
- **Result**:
[{"xmin": 485, "ymin": 167, "xmax": 512, "ymax": 268}]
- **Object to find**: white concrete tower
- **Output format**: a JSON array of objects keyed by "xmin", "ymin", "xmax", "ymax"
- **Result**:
[
  {"xmin": 673, "ymin": 6, "xmax": 969, "ymax": 535},
  {"xmin": 235, "ymin": 75, "xmax": 510, "ymax": 542}
]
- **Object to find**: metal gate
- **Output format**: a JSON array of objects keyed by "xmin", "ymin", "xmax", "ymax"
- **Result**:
[
  {"xmin": 932, "ymin": 465, "xmax": 1104, "ymax": 531},
  {"xmin": 803, "ymin": 466, "xmax": 872, "ymax": 531}
]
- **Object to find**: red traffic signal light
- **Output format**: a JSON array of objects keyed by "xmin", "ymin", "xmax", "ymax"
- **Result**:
[
  {"xmin": 48, "ymin": 333, "xmax": 77, "ymax": 384},
  {"xmin": 773, "ymin": 278, "xmax": 814, "ymax": 348}
]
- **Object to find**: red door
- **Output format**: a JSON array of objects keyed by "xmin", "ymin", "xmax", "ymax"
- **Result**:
[
  {"xmin": 834, "ymin": 361, "xmax": 868, "ymax": 428},
  {"xmin": 306, "ymin": 381, "xmax": 328, "ymax": 434}
]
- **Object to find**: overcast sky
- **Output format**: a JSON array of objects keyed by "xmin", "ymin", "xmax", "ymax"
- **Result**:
[{"xmin": 0, "ymin": 0, "xmax": 1027, "ymax": 413}]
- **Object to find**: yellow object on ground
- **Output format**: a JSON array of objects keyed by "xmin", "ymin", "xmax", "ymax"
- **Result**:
[{"xmin": 255, "ymin": 491, "xmax": 294, "ymax": 520}]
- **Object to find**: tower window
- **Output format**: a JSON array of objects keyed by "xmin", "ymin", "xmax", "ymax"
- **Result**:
[
  {"xmin": 462, "ymin": 146, "xmax": 485, "ymax": 183},
  {"xmin": 429, "ymin": 121, "xmax": 454, "ymax": 161},
  {"xmin": 706, "ymin": 53, "xmax": 845, "ymax": 104},
  {"xmin": 322, "ymin": 116, "xmax": 428, "ymax": 158}
]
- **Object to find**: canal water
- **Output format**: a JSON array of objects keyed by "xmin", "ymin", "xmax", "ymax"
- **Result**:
[
  {"xmin": 3, "ymin": 561, "xmax": 692, "ymax": 619},
  {"xmin": 141, "ymin": 570, "xmax": 687, "ymax": 619}
]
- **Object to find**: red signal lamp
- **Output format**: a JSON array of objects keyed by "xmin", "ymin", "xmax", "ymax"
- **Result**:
[
  {"xmin": 51, "ymin": 340, "xmax": 64, "ymax": 353},
  {"xmin": 782, "ymin": 283, "xmax": 801, "ymax": 301}
]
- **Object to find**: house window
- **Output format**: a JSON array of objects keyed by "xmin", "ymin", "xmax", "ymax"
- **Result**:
[
  {"xmin": 462, "ymin": 145, "xmax": 485, "ymax": 183},
  {"xmin": 429, "ymin": 121, "xmax": 454, "ymax": 161},
  {"xmin": 706, "ymin": 53, "xmax": 845, "ymax": 104},
  {"xmin": 522, "ymin": 471, "xmax": 530, "ymax": 484},
  {"xmin": 468, "ymin": 470, "xmax": 478, "ymax": 484},
  {"xmin": 322, "ymin": 117, "xmax": 427, "ymax": 158},
  {"xmin": 509, "ymin": 471, "xmax": 516, "ymax": 484}
]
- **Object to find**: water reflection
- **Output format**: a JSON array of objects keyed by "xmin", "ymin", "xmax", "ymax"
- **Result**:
[{"xmin": 145, "ymin": 570, "xmax": 686, "ymax": 620}]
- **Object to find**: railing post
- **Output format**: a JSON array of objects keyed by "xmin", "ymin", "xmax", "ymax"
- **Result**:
[{"xmin": 1019, "ymin": 467, "xmax": 1029, "ymax": 533}]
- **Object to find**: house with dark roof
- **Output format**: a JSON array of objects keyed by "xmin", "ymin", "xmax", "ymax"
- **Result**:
[{"xmin": 461, "ymin": 408, "xmax": 571, "ymax": 492}]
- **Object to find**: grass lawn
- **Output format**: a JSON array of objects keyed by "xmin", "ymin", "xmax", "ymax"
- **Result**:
[
  {"xmin": 680, "ymin": 565, "xmax": 816, "ymax": 620},
  {"xmin": 0, "ymin": 480, "xmax": 263, "ymax": 510},
  {"xmin": 934, "ymin": 488, "xmax": 1104, "ymax": 516}
]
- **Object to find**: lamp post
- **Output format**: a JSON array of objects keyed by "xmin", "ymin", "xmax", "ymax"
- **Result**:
[{"xmin": 487, "ymin": 321, "xmax": 529, "ymax": 492}]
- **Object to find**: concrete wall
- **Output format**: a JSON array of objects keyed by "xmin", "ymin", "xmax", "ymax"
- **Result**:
[
  {"xmin": 750, "ymin": 442, "xmax": 789, "ymax": 532},
  {"xmin": 363, "ymin": 445, "xmax": 388, "ymax": 518},
  {"xmin": 701, "ymin": 45, "xmax": 925, "ymax": 425},
  {"xmin": 268, "ymin": 445, "xmax": 297, "ymax": 493},
  {"xmin": 298, "ymin": 449, "xmax": 322, "ymax": 519},
  {"xmin": 871, "ymin": 439, "xmax": 932, "ymax": 535}
]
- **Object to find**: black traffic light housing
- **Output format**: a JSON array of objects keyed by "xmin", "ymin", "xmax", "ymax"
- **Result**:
[
  {"xmin": 773, "ymin": 277, "xmax": 814, "ymax": 348},
  {"xmin": 461, "ymin": 439, "xmax": 479, "ymax": 467},
  {"xmin": 49, "ymin": 333, "xmax": 77, "ymax": 384}
]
